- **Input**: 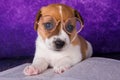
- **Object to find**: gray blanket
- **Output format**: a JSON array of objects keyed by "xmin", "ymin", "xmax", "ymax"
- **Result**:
[{"xmin": 0, "ymin": 57, "xmax": 120, "ymax": 80}]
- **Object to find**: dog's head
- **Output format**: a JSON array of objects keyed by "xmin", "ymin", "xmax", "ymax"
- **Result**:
[{"xmin": 34, "ymin": 4, "xmax": 84, "ymax": 51}]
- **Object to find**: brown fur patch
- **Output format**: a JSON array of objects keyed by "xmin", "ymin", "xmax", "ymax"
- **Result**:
[
  {"xmin": 71, "ymin": 35, "xmax": 88, "ymax": 60},
  {"xmin": 41, "ymin": 4, "xmax": 74, "ymax": 21},
  {"xmin": 37, "ymin": 4, "xmax": 76, "ymax": 39},
  {"xmin": 79, "ymin": 36, "xmax": 88, "ymax": 60},
  {"xmin": 72, "ymin": 36, "xmax": 88, "ymax": 60}
]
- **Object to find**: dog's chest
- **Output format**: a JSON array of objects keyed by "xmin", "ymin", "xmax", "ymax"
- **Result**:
[{"xmin": 37, "ymin": 44, "xmax": 82, "ymax": 66}]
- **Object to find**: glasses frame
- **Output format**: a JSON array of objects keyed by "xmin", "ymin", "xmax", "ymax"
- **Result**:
[{"xmin": 38, "ymin": 15, "xmax": 83, "ymax": 34}]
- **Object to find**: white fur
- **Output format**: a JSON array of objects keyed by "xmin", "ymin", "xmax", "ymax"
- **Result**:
[
  {"xmin": 86, "ymin": 41, "xmax": 93, "ymax": 58},
  {"xmin": 36, "ymin": 35, "xmax": 82, "ymax": 64},
  {"xmin": 59, "ymin": 5, "xmax": 63, "ymax": 21},
  {"xmin": 34, "ymin": 30, "xmax": 82, "ymax": 66},
  {"xmin": 23, "ymin": 33, "xmax": 93, "ymax": 75},
  {"xmin": 23, "ymin": 30, "xmax": 84, "ymax": 75}
]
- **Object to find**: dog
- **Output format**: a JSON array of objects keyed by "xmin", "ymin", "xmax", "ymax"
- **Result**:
[{"xmin": 23, "ymin": 4, "xmax": 93, "ymax": 76}]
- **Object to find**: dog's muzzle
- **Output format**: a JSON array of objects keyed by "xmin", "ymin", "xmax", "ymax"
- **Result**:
[{"xmin": 54, "ymin": 39, "xmax": 65, "ymax": 50}]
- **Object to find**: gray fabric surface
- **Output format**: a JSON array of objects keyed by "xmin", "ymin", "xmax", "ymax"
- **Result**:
[{"xmin": 0, "ymin": 57, "xmax": 120, "ymax": 80}]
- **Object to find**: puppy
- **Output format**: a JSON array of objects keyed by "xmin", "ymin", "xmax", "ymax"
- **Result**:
[{"xmin": 23, "ymin": 4, "xmax": 93, "ymax": 76}]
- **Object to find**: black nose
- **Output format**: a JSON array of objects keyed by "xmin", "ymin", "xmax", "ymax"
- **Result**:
[{"xmin": 54, "ymin": 39, "xmax": 65, "ymax": 49}]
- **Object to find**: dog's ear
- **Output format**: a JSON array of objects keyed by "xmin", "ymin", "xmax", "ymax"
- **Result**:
[
  {"xmin": 74, "ymin": 10, "xmax": 84, "ymax": 26},
  {"xmin": 34, "ymin": 10, "xmax": 42, "ymax": 31}
]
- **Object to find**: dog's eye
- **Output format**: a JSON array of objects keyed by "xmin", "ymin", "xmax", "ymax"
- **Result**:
[
  {"xmin": 66, "ymin": 24, "xmax": 74, "ymax": 33},
  {"xmin": 43, "ymin": 22, "xmax": 53, "ymax": 30}
]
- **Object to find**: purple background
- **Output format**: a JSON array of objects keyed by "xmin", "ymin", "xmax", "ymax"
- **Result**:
[{"xmin": 0, "ymin": 0, "xmax": 120, "ymax": 58}]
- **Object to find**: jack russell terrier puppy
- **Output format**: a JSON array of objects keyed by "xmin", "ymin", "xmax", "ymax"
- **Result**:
[{"xmin": 23, "ymin": 4, "xmax": 93, "ymax": 76}]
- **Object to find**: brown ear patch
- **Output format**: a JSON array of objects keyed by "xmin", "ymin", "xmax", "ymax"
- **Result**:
[
  {"xmin": 74, "ymin": 10, "xmax": 84, "ymax": 25},
  {"xmin": 34, "ymin": 10, "xmax": 42, "ymax": 31}
]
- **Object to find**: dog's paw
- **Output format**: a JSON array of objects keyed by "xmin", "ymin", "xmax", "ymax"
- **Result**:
[
  {"xmin": 23, "ymin": 65, "xmax": 39, "ymax": 76},
  {"xmin": 53, "ymin": 64, "xmax": 71, "ymax": 74}
]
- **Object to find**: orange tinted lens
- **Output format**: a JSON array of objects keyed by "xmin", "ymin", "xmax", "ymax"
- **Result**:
[
  {"xmin": 40, "ymin": 16, "xmax": 57, "ymax": 32},
  {"xmin": 75, "ymin": 18, "xmax": 82, "ymax": 33},
  {"xmin": 64, "ymin": 18, "xmax": 76, "ymax": 34},
  {"xmin": 64, "ymin": 18, "xmax": 82, "ymax": 34}
]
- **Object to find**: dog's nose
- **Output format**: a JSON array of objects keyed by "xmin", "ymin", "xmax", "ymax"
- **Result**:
[{"xmin": 54, "ymin": 39, "xmax": 65, "ymax": 49}]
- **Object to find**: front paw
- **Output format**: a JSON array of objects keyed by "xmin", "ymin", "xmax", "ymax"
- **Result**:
[
  {"xmin": 53, "ymin": 64, "xmax": 71, "ymax": 74},
  {"xmin": 23, "ymin": 65, "xmax": 39, "ymax": 76}
]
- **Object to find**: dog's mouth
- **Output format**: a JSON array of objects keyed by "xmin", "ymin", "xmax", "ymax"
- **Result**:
[
  {"xmin": 54, "ymin": 49, "xmax": 62, "ymax": 51},
  {"xmin": 47, "ymin": 47, "xmax": 63, "ymax": 51},
  {"xmin": 53, "ymin": 47, "xmax": 66, "ymax": 51}
]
